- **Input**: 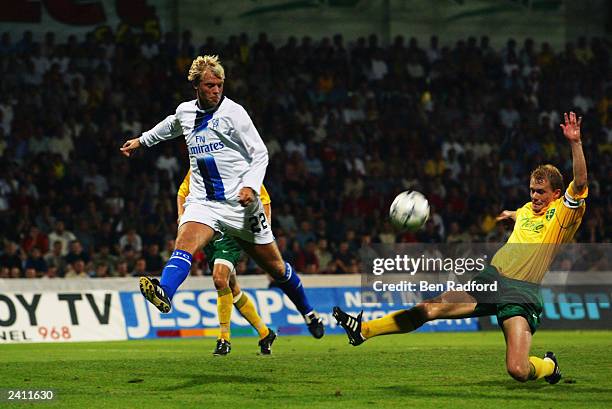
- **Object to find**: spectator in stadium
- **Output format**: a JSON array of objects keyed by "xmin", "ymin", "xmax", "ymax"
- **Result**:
[
  {"xmin": 131, "ymin": 257, "xmax": 149, "ymax": 277},
  {"xmin": 143, "ymin": 243, "xmax": 164, "ymax": 275},
  {"xmin": 92, "ymin": 244, "xmax": 118, "ymax": 275},
  {"xmin": 160, "ymin": 239, "xmax": 176, "ymax": 261},
  {"xmin": 42, "ymin": 266, "xmax": 58, "ymax": 279},
  {"xmin": 314, "ymin": 238, "xmax": 333, "ymax": 273},
  {"xmin": 47, "ymin": 221, "xmax": 76, "ymax": 256},
  {"xmin": 118, "ymin": 228, "xmax": 143, "ymax": 253},
  {"xmin": 10, "ymin": 267, "xmax": 22, "ymax": 279},
  {"xmin": 44, "ymin": 240, "xmax": 67, "ymax": 277},
  {"xmin": 119, "ymin": 245, "xmax": 139, "ymax": 272},
  {"xmin": 301, "ymin": 240, "xmax": 320, "ymax": 274},
  {"xmin": 94, "ymin": 263, "xmax": 111, "ymax": 278},
  {"xmin": 25, "ymin": 247, "xmax": 47, "ymax": 276},
  {"xmin": 114, "ymin": 261, "xmax": 130, "ymax": 278},
  {"xmin": 1, "ymin": 241, "xmax": 23, "ymax": 272},
  {"xmin": 446, "ymin": 222, "xmax": 472, "ymax": 243},
  {"xmin": 65, "ymin": 259, "xmax": 88, "ymax": 278},
  {"xmin": 333, "ymin": 241, "xmax": 357, "ymax": 274},
  {"xmin": 24, "ymin": 267, "xmax": 38, "ymax": 279},
  {"xmin": 156, "ymin": 144, "xmax": 180, "ymax": 180},
  {"xmin": 416, "ymin": 220, "xmax": 443, "ymax": 243},
  {"xmin": 65, "ymin": 240, "xmax": 90, "ymax": 265}
]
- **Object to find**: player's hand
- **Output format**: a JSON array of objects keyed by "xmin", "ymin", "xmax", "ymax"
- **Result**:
[
  {"xmin": 238, "ymin": 187, "xmax": 256, "ymax": 207},
  {"xmin": 560, "ymin": 111, "xmax": 582, "ymax": 144},
  {"xmin": 496, "ymin": 210, "xmax": 516, "ymax": 222},
  {"xmin": 120, "ymin": 138, "xmax": 141, "ymax": 157}
]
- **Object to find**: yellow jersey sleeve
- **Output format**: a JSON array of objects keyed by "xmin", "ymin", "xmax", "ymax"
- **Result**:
[
  {"xmin": 555, "ymin": 181, "xmax": 588, "ymax": 229},
  {"xmin": 177, "ymin": 170, "xmax": 191, "ymax": 198},
  {"xmin": 566, "ymin": 180, "xmax": 588, "ymax": 201},
  {"xmin": 260, "ymin": 184, "xmax": 271, "ymax": 205}
]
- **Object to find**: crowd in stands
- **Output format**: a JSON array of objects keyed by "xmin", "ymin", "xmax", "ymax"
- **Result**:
[{"xmin": 0, "ymin": 27, "xmax": 610, "ymax": 278}]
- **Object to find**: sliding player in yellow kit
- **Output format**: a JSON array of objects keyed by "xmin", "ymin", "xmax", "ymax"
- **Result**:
[
  {"xmin": 178, "ymin": 170, "xmax": 276, "ymax": 355},
  {"xmin": 334, "ymin": 112, "xmax": 588, "ymax": 384}
]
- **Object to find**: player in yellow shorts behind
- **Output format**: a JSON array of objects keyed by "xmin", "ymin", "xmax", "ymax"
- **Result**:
[
  {"xmin": 178, "ymin": 169, "xmax": 276, "ymax": 355},
  {"xmin": 334, "ymin": 112, "xmax": 588, "ymax": 384}
]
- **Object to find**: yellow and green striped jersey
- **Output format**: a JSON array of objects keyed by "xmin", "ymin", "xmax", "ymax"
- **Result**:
[{"xmin": 491, "ymin": 181, "xmax": 588, "ymax": 284}]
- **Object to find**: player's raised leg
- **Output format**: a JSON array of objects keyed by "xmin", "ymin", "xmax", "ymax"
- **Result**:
[
  {"xmin": 333, "ymin": 290, "xmax": 477, "ymax": 345},
  {"xmin": 502, "ymin": 316, "xmax": 561, "ymax": 383},
  {"xmin": 229, "ymin": 274, "xmax": 277, "ymax": 355},
  {"xmin": 140, "ymin": 222, "xmax": 215, "ymax": 313},
  {"xmin": 238, "ymin": 239, "xmax": 325, "ymax": 339}
]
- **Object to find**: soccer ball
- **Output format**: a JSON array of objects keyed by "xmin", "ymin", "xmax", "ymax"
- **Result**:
[{"xmin": 389, "ymin": 191, "xmax": 430, "ymax": 231}]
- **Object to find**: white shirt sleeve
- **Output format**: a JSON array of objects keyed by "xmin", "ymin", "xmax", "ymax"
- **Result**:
[
  {"xmin": 235, "ymin": 107, "xmax": 268, "ymax": 193},
  {"xmin": 139, "ymin": 112, "xmax": 183, "ymax": 147}
]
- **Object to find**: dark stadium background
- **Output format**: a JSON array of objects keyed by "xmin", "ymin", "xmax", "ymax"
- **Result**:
[{"xmin": 0, "ymin": 0, "xmax": 610, "ymax": 280}]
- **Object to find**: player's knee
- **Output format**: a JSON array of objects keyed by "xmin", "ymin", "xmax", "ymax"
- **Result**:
[
  {"xmin": 268, "ymin": 260, "xmax": 286, "ymax": 279},
  {"xmin": 175, "ymin": 224, "xmax": 212, "ymax": 255},
  {"xmin": 212, "ymin": 273, "xmax": 229, "ymax": 290},
  {"xmin": 229, "ymin": 279, "xmax": 240, "ymax": 296},
  {"xmin": 506, "ymin": 363, "xmax": 530, "ymax": 382},
  {"xmin": 230, "ymin": 285, "xmax": 241, "ymax": 297},
  {"xmin": 416, "ymin": 302, "xmax": 436, "ymax": 322},
  {"xmin": 174, "ymin": 239, "xmax": 197, "ymax": 256}
]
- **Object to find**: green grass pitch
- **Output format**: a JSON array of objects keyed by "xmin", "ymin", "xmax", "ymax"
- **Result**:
[{"xmin": 1, "ymin": 331, "xmax": 611, "ymax": 408}]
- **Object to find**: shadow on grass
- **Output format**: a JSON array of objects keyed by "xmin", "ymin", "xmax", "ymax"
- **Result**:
[
  {"xmin": 376, "ymin": 385, "xmax": 528, "ymax": 401},
  {"xmin": 157, "ymin": 374, "xmax": 268, "ymax": 391},
  {"xmin": 471, "ymin": 379, "xmax": 555, "ymax": 389},
  {"xmin": 376, "ymin": 382, "xmax": 612, "ymax": 402},
  {"xmin": 471, "ymin": 378, "xmax": 611, "ymax": 395}
]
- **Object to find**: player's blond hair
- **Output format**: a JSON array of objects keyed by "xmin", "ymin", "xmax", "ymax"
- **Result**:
[
  {"xmin": 187, "ymin": 55, "xmax": 225, "ymax": 84},
  {"xmin": 531, "ymin": 164, "xmax": 564, "ymax": 191}
]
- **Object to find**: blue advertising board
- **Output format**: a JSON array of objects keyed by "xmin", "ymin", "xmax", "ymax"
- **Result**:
[{"xmin": 120, "ymin": 286, "xmax": 479, "ymax": 340}]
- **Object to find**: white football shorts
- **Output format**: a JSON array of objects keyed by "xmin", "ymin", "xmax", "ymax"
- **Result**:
[{"xmin": 179, "ymin": 198, "xmax": 274, "ymax": 245}]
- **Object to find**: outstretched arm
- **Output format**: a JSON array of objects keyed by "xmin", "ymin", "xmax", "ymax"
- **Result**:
[
  {"xmin": 560, "ymin": 112, "xmax": 587, "ymax": 194},
  {"xmin": 496, "ymin": 210, "xmax": 516, "ymax": 222},
  {"xmin": 120, "ymin": 113, "xmax": 182, "ymax": 157},
  {"xmin": 120, "ymin": 138, "xmax": 141, "ymax": 157}
]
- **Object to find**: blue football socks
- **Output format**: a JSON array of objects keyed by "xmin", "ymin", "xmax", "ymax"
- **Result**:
[
  {"xmin": 159, "ymin": 250, "xmax": 192, "ymax": 299},
  {"xmin": 275, "ymin": 262, "xmax": 314, "ymax": 316}
]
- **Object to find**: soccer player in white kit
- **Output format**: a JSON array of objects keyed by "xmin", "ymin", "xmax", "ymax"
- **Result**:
[{"xmin": 120, "ymin": 55, "xmax": 324, "ymax": 339}]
